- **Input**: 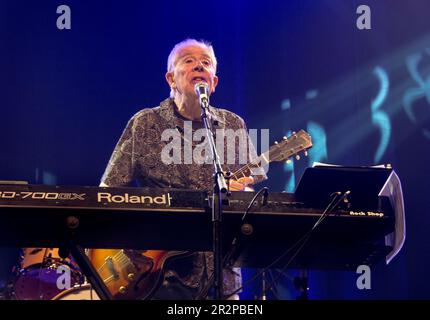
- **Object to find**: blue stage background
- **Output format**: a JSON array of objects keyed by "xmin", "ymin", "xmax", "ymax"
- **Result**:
[{"xmin": 1, "ymin": 0, "xmax": 430, "ymax": 299}]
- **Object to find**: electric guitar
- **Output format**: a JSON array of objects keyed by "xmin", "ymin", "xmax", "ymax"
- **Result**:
[
  {"xmin": 88, "ymin": 130, "xmax": 312, "ymax": 299},
  {"xmin": 87, "ymin": 248, "xmax": 192, "ymax": 300}
]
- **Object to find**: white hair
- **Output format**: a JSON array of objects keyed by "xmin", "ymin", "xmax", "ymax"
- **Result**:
[{"xmin": 167, "ymin": 39, "xmax": 217, "ymax": 97}]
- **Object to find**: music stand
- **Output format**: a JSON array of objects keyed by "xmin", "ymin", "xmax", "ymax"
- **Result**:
[
  {"xmin": 287, "ymin": 165, "xmax": 395, "ymax": 299},
  {"xmin": 295, "ymin": 165, "xmax": 393, "ymax": 211}
]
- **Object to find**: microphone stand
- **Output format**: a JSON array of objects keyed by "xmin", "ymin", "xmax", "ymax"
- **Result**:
[{"xmin": 199, "ymin": 95, "xmax": 228, "ymax": 300}]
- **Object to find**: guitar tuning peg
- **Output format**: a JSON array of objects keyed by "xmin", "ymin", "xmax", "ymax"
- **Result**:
[
  {"xmin": 304, "ymin": 151, "xmax": 308, "ymax": 156},
  {"xmin": 286, "ymin": 159, "xmax": 292, "ymax": 164},
  {"xmin": 295, "ymin": 154, "xmax": 301, "ymax": 160},
  {"xmin": 282, "ymin": 136, "xmax": 288, "ymax": 140},
  {"xmin": 274, "ymin": 141, "xmax": 278, "ymax": 145}
]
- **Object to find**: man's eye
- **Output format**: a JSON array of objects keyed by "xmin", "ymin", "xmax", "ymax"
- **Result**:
[
  {"xmin": 185, "ymin": 59, "xmax": 193, "ymax": 63},
  {"xmin": 202, "ymin": 60, "xmax": 211, "ymax": 66}
]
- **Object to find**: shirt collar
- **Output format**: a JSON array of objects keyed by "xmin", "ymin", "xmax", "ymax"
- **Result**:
[{"xmin": 159, "ymin": 98, "xmax": 225, "ymax": 128}]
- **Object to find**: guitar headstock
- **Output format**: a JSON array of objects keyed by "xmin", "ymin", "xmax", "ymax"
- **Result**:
[{"xmin": 269, "ymin": 130, "xmax": 313, "ymax": 163}]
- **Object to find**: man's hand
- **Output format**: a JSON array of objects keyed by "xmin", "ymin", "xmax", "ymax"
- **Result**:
[{"xmin": 228, "ymin": 176, "xmax": 254, "ymax": 192}]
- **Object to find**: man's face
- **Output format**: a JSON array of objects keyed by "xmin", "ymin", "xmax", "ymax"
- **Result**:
[{"xmin": 166, "ymin": 44, "xmax": 218, "ymax": 99}]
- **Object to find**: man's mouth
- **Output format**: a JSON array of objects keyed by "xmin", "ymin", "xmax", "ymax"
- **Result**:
[{"xmin": 191, "ymin": 76, "xmax": 208, "ymax": 84}]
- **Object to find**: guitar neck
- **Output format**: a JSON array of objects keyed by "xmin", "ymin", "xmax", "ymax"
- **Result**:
[
  {"xmin": 230, "ymin": 151, "xmax": 269, "ymax": 180},
  {"xmin": 229, "ymin": 129, "xmax": 312, "ymax": 181}
]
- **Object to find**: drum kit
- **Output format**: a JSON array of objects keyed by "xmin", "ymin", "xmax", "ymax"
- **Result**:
[{"xmin": 12, "ymin": 247, "xmax": 100, "ymax": 300}]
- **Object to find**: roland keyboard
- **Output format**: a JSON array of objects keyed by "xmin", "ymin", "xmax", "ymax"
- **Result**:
[
  {"xmin": 0, "ymin": 183, "xmax": 394, "ymax": 269},
  {"xmin": 0, "ymin": 183, "xmax": 391, "ymax": 217}
]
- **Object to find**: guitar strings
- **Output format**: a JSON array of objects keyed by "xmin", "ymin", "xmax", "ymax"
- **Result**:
[
  {"xmin": 231, "ymin": 142, "xmax": 306, "ymax": 179},
  {"xmin": 231, "ymin": 162, "xmax": 262, "ymax": 180},
  {"xmin": 96, "ymin": 250, "xmax": 132, "ymax": 273}
]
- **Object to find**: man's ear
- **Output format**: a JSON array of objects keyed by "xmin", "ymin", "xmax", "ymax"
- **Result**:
[
  {"xmin": 211, "ymin": 75, "xmax": 219, "ymax": 93},
  {"xmin": 166, "ymin": 72, "xmax": 175, "ymax": 88}
]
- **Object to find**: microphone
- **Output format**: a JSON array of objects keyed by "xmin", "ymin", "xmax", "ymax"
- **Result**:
[
  {"xmin": 341, "ymin": 190, "xmax": 351, "ymax": 207},
  {"xmin": 341, "ymin": 190, "xmax": 351, "ymax": 203},
  {"xmin": 331, "ymin": 190, "xmax": 351, "ymax": 211},
  {"xmin": 194, "ymin": 82, "xmax": 209, "ymax": 106},
  {"xmin": 262, "ymin": 187, "xmax": 269, "ymax": 206}
]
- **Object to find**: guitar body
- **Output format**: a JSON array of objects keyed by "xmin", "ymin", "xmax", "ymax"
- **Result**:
[{"xmin": 88, "ymin": 248, "xmax": 188, "ymax": 300}]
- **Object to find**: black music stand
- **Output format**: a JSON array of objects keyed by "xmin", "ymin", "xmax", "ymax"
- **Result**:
[
  {"xmin": 228, "ymin": 165, "xmax": 395, "ymax": 272},
  {"xmin": 295, "ymin": 165, "xmax": 393, "ymax": 211},
  {"xmin": 290, "ymin": 165, "xmax": 393, "ymax": 299}
]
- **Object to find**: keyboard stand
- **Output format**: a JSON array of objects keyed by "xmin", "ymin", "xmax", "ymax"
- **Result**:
[{"xmin": 58, "ymin": 217, "xmax": 113, "ymax": 300}]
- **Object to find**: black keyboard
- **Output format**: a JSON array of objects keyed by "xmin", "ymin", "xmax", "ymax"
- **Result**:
[{"xmin": 0, "ymin": 183, "xmax": 394, "ymax": 269}]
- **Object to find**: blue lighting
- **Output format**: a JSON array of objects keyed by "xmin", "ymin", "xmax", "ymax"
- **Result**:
[
  {"xmin": 371, "ymin": 66, "xmax": 390, "ymax": 163},
  {"xmin": 403, "ymin": 51, "xmax": 430, "ymax": 139},
  {"xmin": 306, "ymin": 121, "xmax": 327, "ymax": 166}
]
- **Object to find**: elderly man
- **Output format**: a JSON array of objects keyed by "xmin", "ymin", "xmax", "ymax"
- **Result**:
[{"xmin": 98, "ymin": 39, "xmax": 266, "ymax": 299}]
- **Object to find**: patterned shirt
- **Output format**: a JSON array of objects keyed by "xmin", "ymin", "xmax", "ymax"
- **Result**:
[{"xmin": 101, "ymin": 97, "xmax": 266, "ymax": 298}]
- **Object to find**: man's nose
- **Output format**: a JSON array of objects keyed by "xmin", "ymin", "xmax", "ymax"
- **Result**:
[{"xmin": 193, "ymin": 62, "xmax": 205, "ymax": 71}]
